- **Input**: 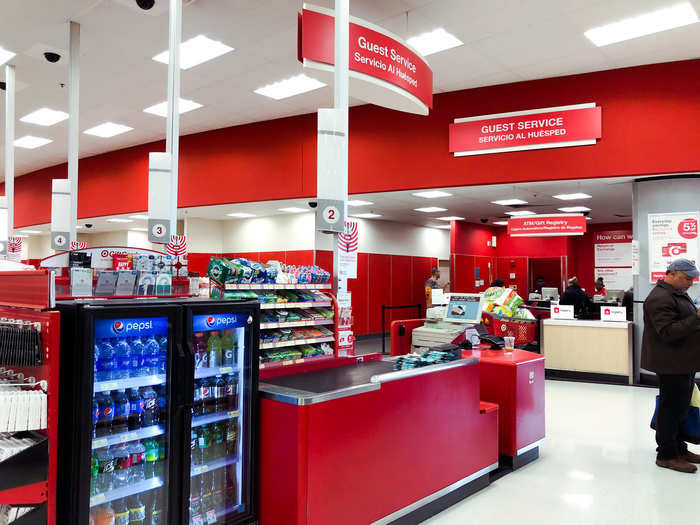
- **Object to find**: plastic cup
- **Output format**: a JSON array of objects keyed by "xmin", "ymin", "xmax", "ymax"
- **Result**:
[{"xmin": 504, "ymin": 336, "xmax": 515, "ymax": 351}]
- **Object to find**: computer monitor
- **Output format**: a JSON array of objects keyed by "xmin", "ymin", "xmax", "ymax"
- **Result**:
[
  {"xmin": 541, "ymin": 287, "xmax": 559, "ymax": 301},
  {"xmin": 443, "ymin": 293, "xmax": 484, "ymax": 324},
  {"xmin": 606, "ymin": 289, "xmax": 624, "ymax": 303}
]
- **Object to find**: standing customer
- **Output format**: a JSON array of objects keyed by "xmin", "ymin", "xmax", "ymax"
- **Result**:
[
  {"xmin": 642, "ymin": 259, "xmax": 700, "ymax": 473},
  {"xmin": 560, "ymin": 277, "xmax": 590, "ymax": 317}
]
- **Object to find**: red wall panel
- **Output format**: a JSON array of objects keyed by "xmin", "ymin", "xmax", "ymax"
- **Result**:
[
  {"xmin": 496, "ymin": 233, "xmax": 569, "ymax": 258},
  {"xmin": 474, "ymin": 256, "xmax": 494, "ymax": 293},
  {"xmin": 495, "ymin": 256, "xmax": 528, "ymax": 295},
  {"xmin": 368, "ymin": 254, "xmax": 391, "ymax": 334},
  {"xmin": 452, "ymin": 222, "xmax": 497, "ymax": 256},
  {"xmin": 314, "ymin": 250, "xmax": 334, "ymax": 278},
  {"xmin": 389, "ymin": 255, "xmax": 413, "ymax": 323},
  {"xmin": 284, "ymin": 250, "xmax": 315, "ymax": 267},
  {"xmin": 187, "ymin": 253, "xmax": 219, "ymax": 276},
  {"xmin": 452, "ymin": 255, "xmax": 475, "ymax": 293}
]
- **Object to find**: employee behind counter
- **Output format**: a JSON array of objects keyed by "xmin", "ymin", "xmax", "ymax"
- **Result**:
[{"xmin": 558, "ymin": 276, "xmax": 633, "ymax": 320}]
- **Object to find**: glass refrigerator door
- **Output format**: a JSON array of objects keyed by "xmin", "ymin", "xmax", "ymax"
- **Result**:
[
  {"xmin": 188, "ymin": 312, "xmax": 250, "ymax": 525},
  {"xmin": 89, "ymin": 316, "xmax": 171, "ymax": 525}
]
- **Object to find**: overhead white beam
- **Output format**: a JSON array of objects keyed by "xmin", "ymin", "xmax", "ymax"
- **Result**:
[
  {"xmin": 68, "ymin": 21, "xmax": 80, "ymax": 243},
  {"xmin": 4, "ymin": 65, "xmax": 15, "ymax": 239}
]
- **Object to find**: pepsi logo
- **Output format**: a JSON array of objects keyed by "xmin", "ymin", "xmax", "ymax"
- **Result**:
[
  {"xmin": 103, "ymin": 408, "xmax": 113, "ymax": 417},
  {"xmin": 206, "ymin": 316, "xmax": 216, "ymax": 328},
  {"xmin": 113, "ymin": 321, "xmax": 125, "ymax": 334}
]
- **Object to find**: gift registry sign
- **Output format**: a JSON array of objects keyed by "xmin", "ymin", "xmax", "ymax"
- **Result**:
[{"xmin": 648, "ymin": 212, "xmax": 699, "ymax": 282}]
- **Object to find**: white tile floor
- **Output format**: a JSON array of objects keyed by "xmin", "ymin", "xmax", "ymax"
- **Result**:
[{"xmin": 425, "ymin": 380, "xmax": 700, "ymax": 525}]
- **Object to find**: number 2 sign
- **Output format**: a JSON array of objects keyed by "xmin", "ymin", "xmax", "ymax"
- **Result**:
[{"xmin": 315, "ymin": 198, "xmax": 345, "ymax": 233}]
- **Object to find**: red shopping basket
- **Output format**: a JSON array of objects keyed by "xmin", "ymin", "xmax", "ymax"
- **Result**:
[{"xmin": 481, "ymin": 312, "xmax": 537, "ymax": 345}]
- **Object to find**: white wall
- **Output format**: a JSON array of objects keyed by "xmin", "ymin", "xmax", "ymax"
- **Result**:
[
  {"xmin": 24, "ymin": 235, "xmax": 53, "ymax": 261},
  {"xmin": 222, "ymin": 213, "xmax": 316, "ymax": 253},
  {"xmin": 78, "ymin": 231, "xmax": 128, "ymax": 246},
  {"xmin": 185, "ymin": 218, "xmax": 224, "ymax": 253}
]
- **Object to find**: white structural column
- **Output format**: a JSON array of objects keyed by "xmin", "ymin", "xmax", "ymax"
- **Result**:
[
  {"xmin": 67, "ymin": 21, "xmax": 80, "ymax": 243},
  {"xmin": 4, "ymin": 64, "xmax": 15, "ymax": 238},
  {"xmin": 165, "ymin": 0, "xmax": 182, "ymax": 237}
]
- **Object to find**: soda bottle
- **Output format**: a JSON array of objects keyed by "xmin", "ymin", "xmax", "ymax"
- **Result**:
[
  {"xmin": 190, "ymin": 426, "xmax": 199, "ymax": 465},
  {"xmin": 225, "ymin": 419, "xmax": 238, "ymax": 456},
  {"xmin": 144, "ymin": 439, "xmax": 159, "ymax": 479},
  {"xmin": 148, "ymin": 489, "xmax": 163, "ymax": 524},
  {"xmin": 225, "ymin": 465, "xmax": 238, "ymax": 507},
  {"xmin": 127, "ymin": 389, "xmax": 143, "ymax": 431},
  {"xmin": 193, "ymin": 333, "xmax": 208, "ymax": 369},
  {"xmin": 200, "ymin": 379, "xmax": 213, "ymax": 415},
  {"xmin": 141, "ymin": 386, "xmax": 158, "ymax": 426},
  {"xmin": 157, "ymin": 335, "xmax": 168, "ymax": 375},
  {"xmin": 131, "ymin": 337, "xmax": 146, "ymax": 377},
  {"xmin": 197, "ymin": 425, "xmax": 210, "ymax": 465},
  {"xmin": 212, "ymin": 423, "xmax": 224, "ymax": 460},
  {"xmin": 189, "ymin": 483, "xmax": 203, "ymax": 525},
  {"xmin": 111, "ymin": 443, "xmax": 131, "ymax": 488},
  {"xmin": 96, "ymin": 394, "xmax": 114, "ymax": 437},
  {"xmin": 128, "ymin": 440, "xmax": 146, "ymax": 483},
  {"xmin": 113, "ymin": 498, "xmax": 130, "ymax": 525},
  {"xmin": 95, "ymin": 447, "xmax": 114, "ymax": 493},
  {"xmin": 155, "ymin": 385, "xmax": 167, "ymax": 425},
  {"xmin": 128, "ymin": 495, "xmax": 146, "ymax": 524},
  {"xmin": 221, "ymin": 329, "xmax": 236, "ymax": 366},
  {"xmin": 144, "ymin": 335, "xmax": 160, "ymax": 375},
  {"xmin": 193, "ymin": 380, "xmax": 203, "ymax": 417},
  {"xmin": 207, "ymin": 331, "xmax": 222, "ymax": 368},
  {"xmin": 111, "ymin": 390, "xmax": 130, "ymax": 434},
  {"xmin": 91, "ymin": 453, "xmax": 99, "ymax": 496},
  {"xmin": 157, "ymin": 438, "xmax": 166, "ymax": 476},
  {"xmin": 113, "ymin": 338, "xmax": 131, "ymax": 380},
  {"xmin": 213, "ymin": 376, "xmax": 226, "ymax": 413},
  {"xmin": 93, "ymin": 398, "xmax": 100, "ymax": 438},
  {"xmin": 200, "ymin": 473, "xmax": 215, "ymax": 523},
  {"xmin": 95, "ymin": 503, "xmax": 115, "ymax": 525},
  {"xmin": 96, "ymin": 339, "xmax": 115, "ymax": 382},
  {"xmin": 224, "ymin": 374, "xmax": 237, "ymax": 411}
]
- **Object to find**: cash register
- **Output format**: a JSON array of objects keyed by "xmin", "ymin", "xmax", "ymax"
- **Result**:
[{"xmin": 411, "ymin": 293, "xmax": 485, "ymax": 349}]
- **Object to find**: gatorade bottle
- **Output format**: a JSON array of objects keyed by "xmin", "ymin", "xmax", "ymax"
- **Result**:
[
  {"xmin": 207, "ymin": 331, "xmax": 223, "ymax": 368},
  {"xmin": 111, "ymin": 443, "xmax": 131, "ymax": 488},
  {"xmin": 221, "ymin": 329, "xmax": 235, "ymax": 366},
  {"xmin": 128, "ymin": 440, "xmax": 146, "ymax": 483},
  {"xmin": 113, "ymin": 498, "xmax": 130, "ymax": 525},
  {"xmin": 95, "ymin": 340, "xmax": 115, "ymax": 382},
  {"xmin": 214, "ymin": 423, "xmax": 226, "ymax": 460},
  {"xmin": 194, "ymin": 333, "xmax": 208, "ymax": 369},
  {"xmin": 148, "ymin": 489, "xmax": 163, "ymax": 525},
  {"xmin": 144, "ymin": 440, "xmax": 159, "ymax": 479},
  {"xmin": 197, "ymin": 425, "xmax": 210, "ymax": 465},
  {"xmin": 130, "ymin": 337, "xmax": 146, "ymax": 377},
  {"xmin": 157, "ymin": 335, "xmax": 168, "ymax": 375},
  {"xmin": 127, "ymin": 389, "xmax": 143, "ymax": 431},
  {"xmin": 128, "ymin": 495, "xmax": 146, "ymax": 524},
  {"xmin": 96, "ymin": 394, "xmax": 114, "ymax": 437},
  {"xmin": 213, "ymin": 376, "xmax": 226, "ymax": 413},
  {"xmin": 95, "ymin": 447, "xmax": 114, "ymax": 493},
  {"xmin": 157, "ymin": 438, "xmax": 166, "ymax": 477},
  {"xmin": 95, "ymin": 503, "xmax": 115, "ymax": 525},
  {"xmin": 91, "ymin": 453, "xmax": 99, "ymax": 496},
  {"xmin": 93, "ymin": 398, "xmax": 100, "ymax": 438},
  {"xmin": 113, "ymin": 338, "xmax": 132, "ymax": 380},
  {"xmin": 144, "ymin": 335, "xmax": 160, "ymax": 375},
  {"xmin": 111, "ymin": 390, "xmax": 129, "ymax": 434},
  {"xmin": 141, "ymin": 387, "xmax": 158, "ymax": 426}
]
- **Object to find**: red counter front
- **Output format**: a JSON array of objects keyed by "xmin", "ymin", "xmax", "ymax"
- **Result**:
[{"xmin": 259, "ymin": 359, "xmax": 498, "ymax": 525}]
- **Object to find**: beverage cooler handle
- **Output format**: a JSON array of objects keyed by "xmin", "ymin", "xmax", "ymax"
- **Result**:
[
  {"xmin": 186, "ymin": 341, "xmax": 195, "ymax": 357},
  {"xmin": 177, "ymin": 341, "xmax": 185, "ymax": 358}
]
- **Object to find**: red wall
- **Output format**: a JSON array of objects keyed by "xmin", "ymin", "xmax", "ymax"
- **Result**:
[{"xmin": 7, "ymin": 59, "xmax": 700, "ymax": 228}]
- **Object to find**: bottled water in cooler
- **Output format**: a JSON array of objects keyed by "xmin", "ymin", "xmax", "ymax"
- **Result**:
[
  {"xmin": 95, "ymin": 340, "xmax": 115, "ymax": 382},
  {"xmin": 113, "ymin": 339, "xmax": 131, "ymax": 380},
  {"xmin": 130, "ymin": 337, "xmax": 146, "ymax": 377},
  {"xmin": 158, "ymin": 335, "xmax": 168, "ymax": 375},
  {"xmin": 144, "ymin": 336, "xmax": 160, "ymax": 375}
]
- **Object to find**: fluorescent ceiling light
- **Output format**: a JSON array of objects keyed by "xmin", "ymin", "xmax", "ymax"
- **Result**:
[
  {"xmin": 19, "ymin": 230, "xmax": 41, "ymax": 235},
  {"xmin": 347, "ymin": 200, "xmax": 373, "ymax": 207},
  {"xmin": 129, "ymin": 215, "xmax": 149, "ymax": 220},
  {"xmin": 84, "ymin": 122, "xmax": 133, "ymax": 138},
  {"xmin": 106, "ymin": 218, "xmax": 133, "ymax": 223},
  {"xmin": 227, "ymin": 212, "xmax": 256, "ymax": 218},
  {"xmin": 412, "ymin": 190, "xmax": 453, "ymax": 199},
  {"xmin": 414, "ymin": 207, "xmax": 447, "ymax": 213},
  {"xmin": 558, "ymin": 206, "xmax": 591, "ymax": 213},
  {"xmin": 431, "ymin": 224, "xmax": 451, "ymax": 229},
  {"xmin": 437, "ymin": 216, "xmax": 464, "ymax": 221},
  {"xmin": 76, "ymin": 225, "xmax": 83, "ymax": 229},
  {"xmin": 352, "ymin": 213, "xmax": 382, "ymax": 219},
  {"xmin": 278, "ymin": 207, "xmax": 307, "ymax": 214},
  {"xmin": 20, "ymin": 107, "xmax": 69, "ymax": 126},
  {"xmin": 584, "ymin": 2, "xmax": 699, "ymax": 47},
  {"xmin": 14, "ymin": 136, "xmax": 53, "ymax": 149},
  {"xmin": 491, "ymin": 199, "xmax": 528, "ymax": 206},
  {"xmin": 493, "ymin": 221, "xmax": 509, "ymax": 226},
  {"xmin": 506, "ymin": 210, "xmax": 536, "ymax": 216},
  {"xmin": 0, "ymin": 47, "xmax": 16, "ymax": 66},
  {"xmin": 130, "ymin": 227, "xmax": 148, "ymax": 232},
  {"xmin": 553, "ymin": 193, "xmax": 592, "ymax": 201},
  {"xmin": 406, "ymin": 28, "xmax": 463, "ymax": 56},
  {"xmin": 152, "ymin": 34, "xmax": 234, "ymax": 70},
  {"xmin": 144, "ymin": 98, "xmax": 203, "ymax": 117},
  {"xmin": 254, "ymin": 74, "xmax": 326, "ymax": 100},
  {"xmin": 15, "ymin": 234, "xmax": 29, "ymax": 238}
]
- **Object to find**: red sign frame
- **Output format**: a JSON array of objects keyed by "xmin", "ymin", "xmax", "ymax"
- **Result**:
[{"xmin": 508, "ymin": 215, "xmax": 587, "ymax": 237}]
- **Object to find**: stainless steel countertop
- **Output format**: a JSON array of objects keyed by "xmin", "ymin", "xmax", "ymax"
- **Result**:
[{"xmin": 259, "ymin": 358, "xmax": 478, "ymax": 405}]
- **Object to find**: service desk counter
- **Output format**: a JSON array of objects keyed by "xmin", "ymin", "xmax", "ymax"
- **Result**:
[
  {"xmin": 542, "ymin": 318, "xmax": 633, "ymax": 384},
  {"xmin": 259, "ymin": 359, "xmax": 499, "ymax": 525}
]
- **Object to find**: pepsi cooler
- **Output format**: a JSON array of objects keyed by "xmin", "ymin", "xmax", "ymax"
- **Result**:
[{"xmin": 56, "ymin": 298, "xmax": 260, "ymax": 525}]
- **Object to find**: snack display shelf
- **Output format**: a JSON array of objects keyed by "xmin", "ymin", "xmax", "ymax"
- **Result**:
[
  {"xmin": 92, "ymin": 424, "xmax": 166, "ymax": 450},
  {"xmin": 260, "ymin": 336, "xmax": 335, "ymax": 350},
  {"xmin": 190, "ymin": 456, "xmax": 238, "ymax": 477},
  {"xmin": 259, "ymin": 354, "xmax": 335, "ymax": 370},
  {"xmin": 260, "ymin": 318, "xmax": 334, "ymax": 330},
  {"xmin": 94, "ymin": 374, "xmax": 166, "ymax": 393},
  {"xmin": 194, "ymin": 365, "xmax": 239, "ymax": 380},
  {"xmin": 192, "ymin": 410, "xmax": 240, "ymax": 428},
  {"xmin": 90, "ymin": 477, "xmax": 163, "ymax": 507},
  {"xmin": 259, "ymin": 301, "xmax": 331, "ymax": 310},
  {"xmin": 225, "ymin": 283, "xmax": 331, "ymax": 290}
]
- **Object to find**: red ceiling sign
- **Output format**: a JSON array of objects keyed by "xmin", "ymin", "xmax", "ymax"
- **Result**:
[
  {"xmin": 450, "ymin": 104, "xmax": 601, "ymax": 156},
  {"xmin": 508, "ymin": 215, "xmax": 587, "ymax": 237},
  {"xmin": 298, "ymin": 5, "xmax": 433, "ymax": 115}
]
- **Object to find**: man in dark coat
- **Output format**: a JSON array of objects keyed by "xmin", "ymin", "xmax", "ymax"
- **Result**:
[
  {"xmin": 559, "ymin": 276, "xmax": 590, "ymax": 317},
  {"xmin": 642, "ymin": 258, "xmax": 700, "ymax": 473}
]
